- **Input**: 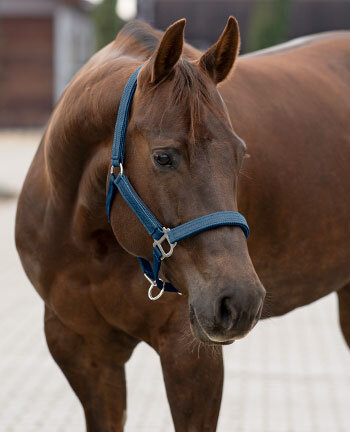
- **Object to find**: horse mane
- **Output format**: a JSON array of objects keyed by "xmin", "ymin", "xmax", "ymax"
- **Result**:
[
  {"xmin": 116, "ymin": 19, "xmax": 200, "ymax": 61},
  {"xmin": 117, "ymin": 20, "xmax": 161, "ymax": 56}
]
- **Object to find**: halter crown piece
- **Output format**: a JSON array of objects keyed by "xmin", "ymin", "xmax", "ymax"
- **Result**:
[{"xmin": 106, "ymin": 65, "xmax": 250, "ymax": 301}]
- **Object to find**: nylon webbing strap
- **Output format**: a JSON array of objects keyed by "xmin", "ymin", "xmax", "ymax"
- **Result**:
[
  {"xmin": 115, "ymin": 174, "xmax": 163, "ymax": 240},
  {"xmin": 168, "ymin": 212, "xmax": 249, "ymax": 243},
  {"xmin": 111, "ymin": 66, "xmax": 142, "ymax": 166}
]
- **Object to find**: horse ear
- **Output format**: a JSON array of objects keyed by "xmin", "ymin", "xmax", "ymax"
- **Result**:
[
  {"xmin": 151, "ymin": 19, "xmax": 186, "ymax": 83},
  {"xmin": 199, "ymin": 16, "xmax": 240, "ymax": 85}
]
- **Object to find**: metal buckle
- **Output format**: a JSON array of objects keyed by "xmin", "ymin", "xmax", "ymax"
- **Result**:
[
  {"xmin": 144, "ymin": 273, "xmax": 164, "ymax": 301},
  {"xmin": 153, "ymin": 227, "xmax": 177, "ymax": 260}
]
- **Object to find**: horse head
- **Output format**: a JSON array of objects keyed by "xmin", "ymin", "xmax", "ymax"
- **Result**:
[{"xmin": 109, "ymin": 17, "xmax": 266, "ymax": 344}]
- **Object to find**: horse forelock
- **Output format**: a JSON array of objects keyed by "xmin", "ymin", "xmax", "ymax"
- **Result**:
[
  {"xmin": 168, "ymin": 60, "xmax": 213, "ymax": 143},
  {"xmin": 139, "ymin": 58, "xmax": 228, "ymax": 157}
]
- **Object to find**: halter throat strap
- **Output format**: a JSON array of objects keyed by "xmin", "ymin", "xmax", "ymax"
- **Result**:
[{"xmin": 106, "ymin": 65, "xmax": 250, "ymax": 299}]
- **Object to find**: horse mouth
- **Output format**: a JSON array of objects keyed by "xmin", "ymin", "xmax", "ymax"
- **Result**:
[{"xmin": 189, "ymin": 305, "xmax": 235, "ymax": 346}]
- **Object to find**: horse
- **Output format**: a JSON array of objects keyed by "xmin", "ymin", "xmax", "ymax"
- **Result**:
[{"xmin": 15, "ymin": 16, "xmax": 350, "ymax": 431}]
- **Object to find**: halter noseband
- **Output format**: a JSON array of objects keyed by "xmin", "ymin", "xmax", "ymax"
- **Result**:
[{"xmin": 106, "ymin": 65, "xmax": 249, "ymax": 300}]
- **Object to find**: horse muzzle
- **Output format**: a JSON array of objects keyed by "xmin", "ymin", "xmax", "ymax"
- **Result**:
[{"xmin": 189, "ymin": 282, "xmax": 265, "ymax": 344}]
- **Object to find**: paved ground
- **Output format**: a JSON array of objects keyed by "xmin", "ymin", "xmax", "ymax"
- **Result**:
[{"xmin": 0, "ymin": 130, "xmax": 349, "ymax": 432}]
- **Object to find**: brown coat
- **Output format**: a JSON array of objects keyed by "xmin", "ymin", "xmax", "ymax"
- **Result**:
[{"xmin": 16, "ymin": 19, "xmax": 350, "ymax": 431}]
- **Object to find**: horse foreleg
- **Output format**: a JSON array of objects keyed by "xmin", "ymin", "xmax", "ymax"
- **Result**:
[
  {"xmin": 337, "ymin": 283, "xmax": 350, "ymax": 349},
  {"xmin": 157, "ymin": 329, "xmax": 223, "ymax": 432},
  {"xmin": 44, "ymin": 306, "xmax": 138, "ymax": 432}
]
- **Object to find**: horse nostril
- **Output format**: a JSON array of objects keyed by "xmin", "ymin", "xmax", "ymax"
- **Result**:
[{"xmin": 219, "ymin": 297, "xmax": 238, "ymax": 330}]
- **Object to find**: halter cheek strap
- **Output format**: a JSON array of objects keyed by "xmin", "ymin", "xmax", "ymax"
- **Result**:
[{"xmin": 106, "ymin": 65, "xmax": 250, "ymax": 300}]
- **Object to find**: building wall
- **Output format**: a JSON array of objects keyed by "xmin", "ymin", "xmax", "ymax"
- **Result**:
[
  {"xmin": 137, "ymin": 0, "xmax": 350, "ymax": 51},
  {"xmin": 0, "ymin": 0, "xmax": 55, "ymax": 17},
  {"xmin": 0, "ymin": 17, "xmax": 54, "ymax": 127},
  {"xmin": 54, "ymin": 4, "xmax": 95, "ymax": 102},
  {"xmin": 0, "ymin": 0, "xmax": 95, "ymax": 127}
]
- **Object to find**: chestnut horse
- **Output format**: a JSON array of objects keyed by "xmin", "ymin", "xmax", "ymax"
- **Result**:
[{"xmin": 16, "ymin": 17, "xmax": 349, "ymax": 431}]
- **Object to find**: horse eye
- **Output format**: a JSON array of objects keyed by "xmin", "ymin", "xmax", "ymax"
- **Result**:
[{"xmin": 154, "ymin": 153, "xmax": 172, "ymax": 166}]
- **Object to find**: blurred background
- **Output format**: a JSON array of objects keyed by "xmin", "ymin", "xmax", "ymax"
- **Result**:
[
  {"xmin": 0, "ymin": 0, "xmax": 349, "ymax": 129},
  {"xmin": 0, "ymin": 1, "xmax": 349, "ymax": 431}
]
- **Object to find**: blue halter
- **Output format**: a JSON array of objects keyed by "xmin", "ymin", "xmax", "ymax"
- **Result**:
[{"xmin": 106, "ymin": 66, "xmax": 250, "ymax": 300}]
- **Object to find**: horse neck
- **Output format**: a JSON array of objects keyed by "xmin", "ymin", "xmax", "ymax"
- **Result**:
[
  {"xmin": 43, "ymin": 124, "xmax": 111, "ymax": 242},
  {"xmin": 46, "ymin": 50, "xmax": 140, "ymax": 191},
  {"xmin": 43, "ymin": 57, "xmax": 142, "ymax": 243}
]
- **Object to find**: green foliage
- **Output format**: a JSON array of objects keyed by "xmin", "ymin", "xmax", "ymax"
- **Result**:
[
  {"xmin": 93, "ymin": 0, "xmax": 125, "ymax": 50},
  {"xmin": 247, "ymin": 0, "xmax": 291, "ymax": 52}
]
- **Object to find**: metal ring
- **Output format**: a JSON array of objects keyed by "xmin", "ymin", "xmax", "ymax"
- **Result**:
[
  {"xmin": 148, "ymin": 284, "xmax": 165, "ymax": 301},
  {"xmin": 110, "ymin": 164, "xmax": 124, "ymax": 176}
]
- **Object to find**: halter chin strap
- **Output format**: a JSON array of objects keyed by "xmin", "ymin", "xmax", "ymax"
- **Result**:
[{"xmin": 106, "ymin": 65, "xmax": 250, "ymax": 300}]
